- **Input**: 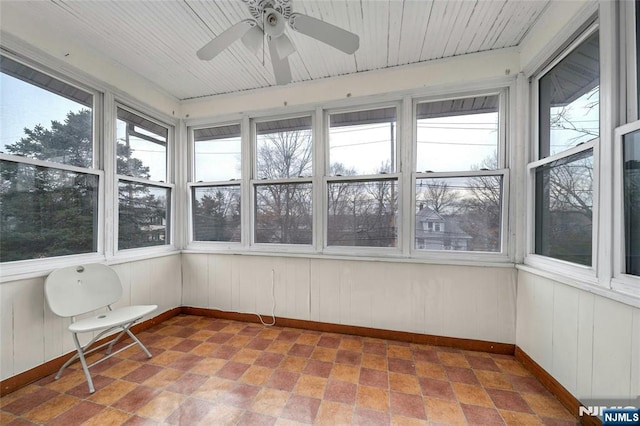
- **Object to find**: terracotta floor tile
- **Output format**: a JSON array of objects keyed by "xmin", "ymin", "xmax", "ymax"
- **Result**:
[
  {"xmin": 250, "ymin": 388, "xmax": 290, "ymax": 417},
  {"xmin": 476, "ymin": 369, "xmax": 514, "ymax": 390},
  {"xmin": 362, "ymin": 353, "xmax": 387, "ymax": 371},
  {"xmin": 424, "ymin": 397, "xmax": 466, "ymax": 425},
  {"xmin": 281, "ymin": 394, "xmax": 321, "ymax": 423},
  {"xmin": 1, "ymin": 315, "xmax": 578, "ymax": 426},
  {"xmin": 265, "ymin": 369, "xmax": 300, "ymax": 392},
  {"xmin": 239, "ymin": 365, "xmax": 274, "ymax": 386},
  {"xmin": 81, "ymin": 407, "xmax": 131, "ymax": 426},
  {"xmin": 389, "ymin": 372, "xmax": 421, "ymax": 395},
  {"xmin": 444, "ymin": 365, "xmax": 480, "ymax": 385},
  {"xmin": 438, "ymin": 352, "xmax": 471, "ymax": 368},
  {"xmin": 136, "ymin": 390, "xmax": 187, "ymax": 421},
  {"xmin": 387, "ymin": 345, "xmax": 412, "ymax": 360},
  {"xmin": 198, "ymin": 403, "xmax": 244, "ymax": 425},
  {"xmin": 315, "ymin": 400, "xmax": 354, "ymax": 425},
  {"xmin": 500, "ymin": 409, "xmax": 545, "ymax": 425},
  {"xmin": 452, "ymin": 382, "xmax": 494, "ymax": 407},
  {"xmin": 487, "ymin": 388, "xmax": 534, "ymax": 413},
  {"xmin": 522, "ymin": 393, "xmax": 578, "ymax": 421},
  {"xmin": 294, "ymin": 375, "xmax": 328, "ymax": 399},
  {"xmin": 87, "ymin": 380, "xmax": 139, "ymax": 406},
  {"xmin": 324, "ymin": 379, "xmax": 357, "ymax": 404},
  {"xmin": 310, "ymin": 346, "xmax": 337, "ymax": 362},
  {"xmin": 356, "ymin": 385, "xmax": 390, "ymax": 411},
  {"xmin": 47, "ymin": 401, "xmax": 104, "ymax": 426},
  {"xmin": 191, "ymin": 376, "xmax": 234, "ymax": 401},
  {"xmin": 460, "ymin": 403, "xmax": 506, "ymax": 425},
  {"xmin": 22, "ymin": 394, "xmax": 79, "ymax": 423},
  {"xmin": 330, "ymin": 363, "xmax": 360, "ymax": 383},
  {"xmin": 419, "ymin": 377, "xmax": 456, "ymax": 401},
  {"xmin": 390, "ymin": 391, "xmax": 427, "ymax": 420},
  {"xmin": 279, "ymin": 355, "xmax": 308, "ymax": 373},
  {"xmin": 415, "ymin": 361, "xmax": 446, "ymax": 380}
]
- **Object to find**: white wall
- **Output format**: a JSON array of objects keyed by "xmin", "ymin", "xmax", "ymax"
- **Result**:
[
  {"xmin": 516, "ymin": 270, "xmax": 640, "ymax": 401},
  {"xmin": 182, "ymin": 253, "xmax": 517, "ymax": 344},
  {"xmin": 0, "ymin": 255, "xmax": 182, "ymax": 381}
]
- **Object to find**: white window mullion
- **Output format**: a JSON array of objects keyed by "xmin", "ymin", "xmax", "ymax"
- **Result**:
[
  {"xmin": 401, "ymin": 95, "xmax": 412, "ymax": 256},
  {"xmin": 242, "ymin": 115, "xmax": 252, "ymax": 248},
  {"xmin": 103, "ymin": 92, "xmax": 117, "ymax": 259},
  {"xmin": 314, "ymin": 106, "xmax": 325, "ymax": 252}
]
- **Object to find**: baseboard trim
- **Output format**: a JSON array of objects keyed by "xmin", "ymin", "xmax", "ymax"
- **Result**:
[
  {"xmin": 182, "ymin": 307, "xmax": 516, "ymax": 355},
  {"xmin": 515, "ymin": 346, "xmax": 601, "ymax": 426},
  {"xmin": 0, "ymin": 307, "xmax": 181, "ymax": 397}
]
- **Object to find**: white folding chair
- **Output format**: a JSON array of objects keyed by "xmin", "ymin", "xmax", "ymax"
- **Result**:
[{"xmin": 45, "ymin": 263, "xmax": 157, "ymax": 393}]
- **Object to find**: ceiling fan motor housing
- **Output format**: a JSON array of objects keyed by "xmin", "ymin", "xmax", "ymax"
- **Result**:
[{"xmin": 244, "ymin": 0, "xmax": 292, "ymax": 22}]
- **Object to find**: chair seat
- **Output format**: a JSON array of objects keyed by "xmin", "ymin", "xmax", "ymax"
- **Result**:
[{"xmin": 69, "ymin": 305, "xmax": 157, "ymax": 333}]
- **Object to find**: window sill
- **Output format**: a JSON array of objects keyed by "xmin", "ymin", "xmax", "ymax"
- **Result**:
[{"xmin": 517, "ymin": 263, "xmax": 640, "ymax": 309}]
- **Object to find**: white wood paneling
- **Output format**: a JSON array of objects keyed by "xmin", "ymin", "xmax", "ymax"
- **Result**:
[
  {"xmin": 187, "ymin": 253, "xmax": 517, "ymax": 344},
  {"xmin": 12, "ymin": 278, "xmax": 45, "ymax": 375},
  {"xmin": 517, "ymin": 270, "xmax": 639, "ymax": 403},
  {"xmin": 0, "ymin": 281, "xmax": 16, "ymax": 380},
  {"xmin": 592, "ymin": 297, "xmax": 633, "ymax": 397}
]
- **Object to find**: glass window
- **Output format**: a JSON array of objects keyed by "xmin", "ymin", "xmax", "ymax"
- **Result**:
[
  {"xmin": 329, "ymin": 107, "xmax": 396, "ymax": 176},
  {"xmin": 539, "ymin": 31, "xmax": 599, "ymax": 158},
  {"xmin": 117, "ymin": 107, "xmax": 167, "ymax": 182},
  {"xmin": 416, "ymin": 176, "xmax": 502, "ymax": 252},
  {"xmin": 416, "ymin": 95, "xmax": 499, "ymax": 172},
  {"xmin": 256, "ymin": 117, "xmax": 312, "ymax": 179},
  {"xmin": 255, "ymin": 182, "xmax": 312, "ymax": 244},
  {"xmin": 327, "ymin": 179, "xmax": 397, "ymax": 247},
  {"xmin": 253, "ymin": 117, "xmax": 313, "ymax": 245},
  {"xmin": 118, "ymin": 182, "xmax": 169, "ymax": 249},
  {"xmin": 0, "ymin": 160, "xmax": 98, "ymax": 262},
  {"xmin": 623, "ymin": 130, "xmax": 640, "ymax": 275},
  {"xmin": 194, "ymin": 124, "xmax": 241, "ymax": 182},
  {"xmin": 535, "ymin": 150, "xmax": 593, "ymax": 266},
  {"xmin": 0, "ymin": 56, "xmax": 98, "ymax": 263},
  {"xmin": 192, "ymin": 185, "xmax": 241, "ymax": 242},
  {"xmin": 116, "ymin": 107, "xmax": 172, "ymax": 251}
]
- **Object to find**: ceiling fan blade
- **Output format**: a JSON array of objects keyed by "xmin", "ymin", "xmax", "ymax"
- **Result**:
[
  {"xmin": 268, "ymin": 37, "xmax": 292, "ymax": 85},
  {"xmin": 274, "ymin": 33, "xmax": 296, "ymax": 59},
  {"xmin": 197, "ymin": 19, "xmax": 257, "ymax": 60},
  {"xmin": 241, "ymin": 25, "xmax": 264, "ymax": 55},
  {"xmin": 289, "ymin": 13, "xmax": 359, "ymax": 55}
]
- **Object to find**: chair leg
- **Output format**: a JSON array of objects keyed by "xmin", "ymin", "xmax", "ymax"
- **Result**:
[
  {"xmin": 72, "ymin": 332, "xmax": 95, "ymax": 393},
  {"xmin": 125, "ymin": 328, "xmax": 153, "ymax": 358}
]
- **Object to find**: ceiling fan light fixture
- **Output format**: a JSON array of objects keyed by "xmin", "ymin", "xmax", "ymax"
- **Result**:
[
  {"xmin": 273, "ymin": 33, "xmax": 295, "ymax": 59},
  {"xmin": 241, "ymin": 25, "xmax": 264, "ymax": 54},
  {"xmin": 263, "ymin": 8, "xmax": 285, "ymax": 38}
]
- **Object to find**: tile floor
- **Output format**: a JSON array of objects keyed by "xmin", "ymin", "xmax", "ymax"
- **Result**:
[{"xmin": 1, "ymin": 314, "xmax": 579, "ymax": 425}]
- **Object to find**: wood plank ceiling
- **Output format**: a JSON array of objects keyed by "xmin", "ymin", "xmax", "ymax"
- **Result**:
[{"xmin": 1, "ymin": 0, "xmax": 550, "ymax": 100}]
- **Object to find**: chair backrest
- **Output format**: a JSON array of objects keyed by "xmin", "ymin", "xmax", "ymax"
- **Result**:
[{"xmin": 45, "ymin": 264, "xmax": 122, "ymax": 318}]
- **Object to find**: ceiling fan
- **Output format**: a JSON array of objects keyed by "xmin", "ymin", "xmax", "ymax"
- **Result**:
[{"xmin": 196, "ymin": 0, "xmax": 359, "ymax": 85}]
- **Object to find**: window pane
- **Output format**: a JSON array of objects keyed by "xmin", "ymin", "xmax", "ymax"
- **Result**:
[
  {"xmin": 118, "ymin": 181, "xmax": 169, "ymax": 249},
  {"xmin": 194, "ymin": 125, "xmax": 241, "ymax": 182},
  {"xmin": 192, "ymin": 185, "xmax": 241, "ymax": 242},
  {"xmin": 117, "ymin": 108, "xmax": 168, "ymax": 182},
  {"xmin": 535, "ymin": 149, "xmax": 593, "ymax": 265},
  {"xmin": 539, "ymin": 31, "xmax": 599, "ymax": 158},
  {"xmin": 1, "ymin": 57, "xmax": 93, "ymax": 168},
  {"xmin": 329, "ymin": 107, "xmax": 396, "ymax": 175},
  {"xmin": 255, "ymin": 183, "xmax": 312, "ymax": 244},
  {"xmin": 624, "ymin": 130, "xmax": 640, "ymax": 275},
  {"xmin": 327, "ymin": 179, "xmax": 397, "ymax": 247},
  {"xmin": 256, "ymin": 117, "xmax": 312, "ymax": 179},
  {"xmin": 415, "ymin": 176, "xmax": 502, "ymax": 252},
  {"xmin": 0, "ymin": 160, "xmax": 98, "ymax": 262},
  {"xmin": 416, "ymin": 95, "xmax": 499, "ymax": 172}
]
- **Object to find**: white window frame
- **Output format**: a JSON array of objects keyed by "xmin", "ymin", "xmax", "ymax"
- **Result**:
[
  {"xmin": 113, "ymin": 103, "xmax": 175, "ymax": 256},
  {"xmin": 323, "ymin": 102, "xmax": 403, "ymax": 257},
  {"xmin": 613, "ymin": 120, "xmax": 640, "ymax": 299},
  {"xmin": 410, "ymin": 89, "xmax": 510, "ymax": 262},
  {"xmin": 250, "ymin": 113, "xmax": 316, "ymax": 252},
  {"xmin": 187, "ymin": 121, "xmax": 243, "ymax": 249},
  {"xmin": 524, "ymin": 22, "xmax": 601, "ymax": 284},
  {"xmin": 0, "ymin": 52, "xmax": 106, "ymax": 278}
]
